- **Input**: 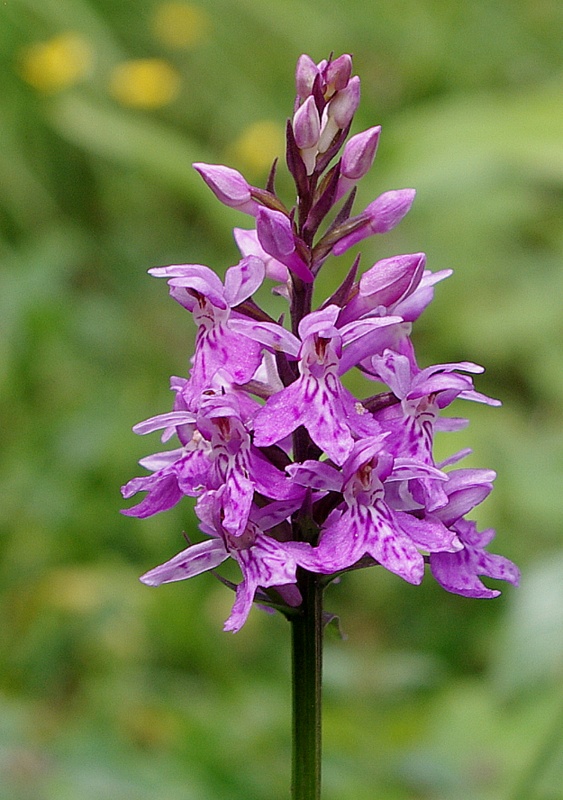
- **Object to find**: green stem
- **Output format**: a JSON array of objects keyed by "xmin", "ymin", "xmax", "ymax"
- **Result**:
[{"xmin": 291, "ymin": 568, "xmax": 324, "ymax": 800}]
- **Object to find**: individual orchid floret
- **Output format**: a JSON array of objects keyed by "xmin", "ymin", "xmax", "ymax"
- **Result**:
[
  {"xmin": 336, "ymin": 126, "xmax": 381, "ymax": 200},
  {"xmin": 415, "ymin": 468, "xmax": 520, "ymax": 597},
  {"xmin": 195, "ymin": 390, "xmax": 305, "ymax": 536},
  {"xmin": 369, "ymin": 346, "xmax": 500, "ymax": 511},
  {"xmin": 292, "ymin": 95, "xmax": 321, "ymax": 175},
  {"xmin": 193, "ymin": 162, "xmax": 259, "ymax": 216},
  {"xmin": 332, "ymin": 189, "xmax": 416, "ymax": 255},
  {"xmin": 288, "ymin": 438, "xmax": 460, "ymax": 583},
  {"xmin": 318, "ymin": 76, "xmax": 361, "ymax": 153},
  {"xmin": 256, "ymin": 207, "xmax": 314, "ymax": 283},
  {"xmin": 244, "ymin": 305, "xmax": 403, "ymax": 464},
  {"xmin": 121, "ymin": 408, "xmax": 212, "ymax": 518},
  {"xmin": 149, "ymin": 257, "xmax": 265, "ymax": 402},
  {"xmin": 140, "ymin": 494, "xmax": 315, "ymax": 633},
  {"xmin": 371, "ymin": 347, "xmax": 501, "ymax": 415}
]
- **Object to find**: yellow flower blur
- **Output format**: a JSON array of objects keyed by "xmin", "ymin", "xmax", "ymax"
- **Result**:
[
  {"xmin": 18, "ymin": 32, "xmax": 93, "ymax": 93},
  {"xmin": 109, "ymin": 59, "xmax": 181, "ymax": 109},
  {"xmin": 230, "ymin": 120, "xmax": 285, "ymax": 176},
  {"xmin": 151, "ymin": 3, "xmax": 211, "ymax": 49}
]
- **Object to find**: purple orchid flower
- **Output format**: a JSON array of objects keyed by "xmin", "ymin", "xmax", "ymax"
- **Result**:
[
  {"xmin": 367, "ymin": 344, "xmax": 500, "ymax": 511},
  {"xmin": 232, "ymin": 305, "xmax": 403, "ymax": 464},
  {"xmin": 140, "ymin": 493, "xmax": 314, "ymax": 632},
  {"xmin": 288, "ymin": 438, "xmax": 460, "ymax": 583},
  {"xmin": 149, "ymin": 257, "xmax": 265, "ymax": 403}
]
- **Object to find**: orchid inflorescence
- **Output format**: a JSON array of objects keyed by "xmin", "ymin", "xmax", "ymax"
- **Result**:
[{"xmin": 122, "ymin": 53, "xmax": 519, "ymax": 632}]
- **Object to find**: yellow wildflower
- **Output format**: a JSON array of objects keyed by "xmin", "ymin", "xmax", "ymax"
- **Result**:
[
  {"xmin": 151, "ymin": 3, "xmax": 211, "ymax": 49},
  {"xmin": 230, "ymin": 120, "xmax": 285, "ymax": 176},
  {"xmin": 109, "ymin": 59, "xmax": 181, "ymax": 109},
  {"xmin": 18, "ymin": 32, "xmax": 92, "ymax": 93}
]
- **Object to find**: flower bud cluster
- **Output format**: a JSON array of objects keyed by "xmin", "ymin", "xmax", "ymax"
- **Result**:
[
  {"xmin": 292, "ymin": 54, "xmax": 363, "ymax": 176},
  {"xmin": 123, "ymin": 54, "xmax": 519, "ymax": 631}
]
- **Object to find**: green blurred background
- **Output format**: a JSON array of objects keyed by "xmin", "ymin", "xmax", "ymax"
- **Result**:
[{"xmin": 1, "ymin": 1, "xmax": 562, "ymax": 798}]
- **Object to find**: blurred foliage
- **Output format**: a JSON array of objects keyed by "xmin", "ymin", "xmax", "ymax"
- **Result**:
[{"xmin": 1, "ymin": 0, "xmax": 562, "ymax": 798}]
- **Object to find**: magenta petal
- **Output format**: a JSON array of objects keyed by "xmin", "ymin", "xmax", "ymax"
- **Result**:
[
  {"xmin": 286, "ymin": 460, "xmax": 343, "ymax": 492},
  {"xmin": 252, "ymin": 379, "xmax": 307, "ymax": 448},
  {"xmin": 221, "ymin": 474, "xmax": 255, "ymax": 536},
  {"xmin": 338, "ymin": 317, "xmax": 404, "ymax": 374},
  {"xmin": 228, "ymin": 318, "xmax": 301, "ymax": 357},
  {"xmin": 140, "ymin": 540, "xmax": 228, "ymax": 586},
  {"xmin": 192, "ymin": 324, "xmax": 263, "ymax": 389},
  {"xmin": 302, "ymin": 501, "xmax": 424, "ymax": 585},
  {"xmin": 395, "ymin": 510, "xmax": 460, "ymax": 553},
  {"xmin": 224, "ymin": 256, "xmax": 265, "ymax": 306},
  {"xmin": 394, "ymin": 268, "xmax": 452, "ymax": 322},
  {"xmin": 249, "ymin": 450, "xmax": 306, "ymax": 500},
  {"xmin": 121, "ymin": 473, "xmax": 183, "ymax": 518},
  {"xmin": 224, "ymin": 535, "xmax": 301, "ymax": 632},
  {"xmin": 430, "ymin": 518, "xmax": 520, "ymax": 598},
  {"xmin": 150, "ymin": 264, "xmax": 228, "ymax": 309},
  {"xmin": 132, "ymin": 411, "xmax": 196, "ymax": 436},
  {"xmin": 297, "ymin": 377, "xmax": 356, "ymax": 465},
  {"xmin": 430, "ymin": 549, "xmax": 499, "ymax": 598}
]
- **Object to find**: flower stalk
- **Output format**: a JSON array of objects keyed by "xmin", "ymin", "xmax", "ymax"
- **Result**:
[{"xmin": 291, "ymin": 569, "xmax": 323, "ymax": 800}]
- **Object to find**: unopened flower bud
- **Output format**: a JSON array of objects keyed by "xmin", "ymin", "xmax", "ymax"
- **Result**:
[
  {"xmin": 295, "ymin": 54, "xmax": 319, "ymax": 100},
  {"xmin": 293, "ymin": 96, "xmax": 321, "ymax": 149},
  {"xmin": 193, "ymin": 162, "xmax": 259, "ymax": 216},
  {"xmin": 256, "ymin": 207, "xmax": 313, "ymax": 283},
  {"xmin": 293, "ymin": 95, "xmax": 321, "ymax": 175},
  {"xmin": 341, "ymin": 126, "xmax": 381, "ymax": 180},
  {"xmin": 336, "ymin": 125, "xmax": 381, "ymax": 201},
  {"xmin": 328, "ymin": 76, "xmax": 361, "ymax": 128},
  {"xmin": 317, "ymin": 76, "xmax": 361, "ymax": 153},
  {"xmin": 324, "ymin": 54, "xmax": 353, "ymax": 96},
  {"xmin": 360, "ymin": 252, "xmax": 426, "ymax": 307},
  {"xmin": 332, "ymin": 189, "xmax": 416, "ymax": 255},
  {"xmin": 338, "ymin": 252, "xmax": 426, "ymax": 324}
]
